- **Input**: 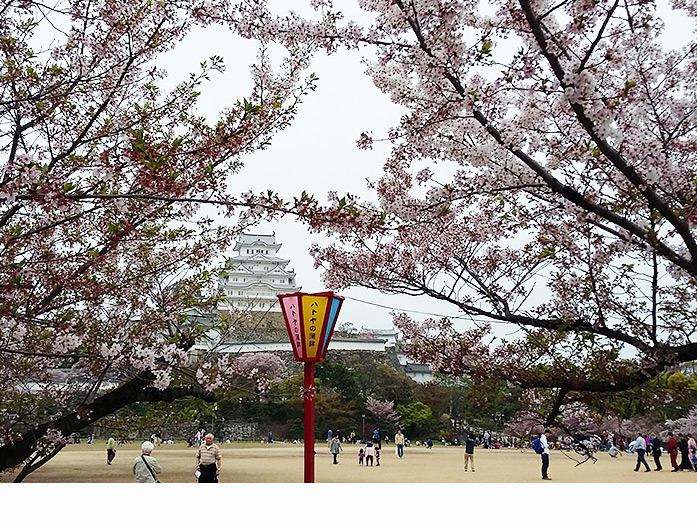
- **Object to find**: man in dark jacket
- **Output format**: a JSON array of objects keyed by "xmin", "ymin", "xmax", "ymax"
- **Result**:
[
  {"xmin": 464, "ymin": 434, "xmax": 476, "ymax": 472},
  {"xmin": 650, "ymin": 433, "xmax": 662, "ymax": 471}
]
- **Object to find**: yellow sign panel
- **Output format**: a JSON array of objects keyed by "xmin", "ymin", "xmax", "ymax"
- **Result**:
[{"xmin": 302, "ymin": 295, "xmax": 329, "ymax": 359}]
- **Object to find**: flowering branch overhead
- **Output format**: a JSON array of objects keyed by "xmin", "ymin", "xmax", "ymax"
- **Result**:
[{"xmin": 233, "ymin": 0, "xmax": 697, "ymax": 411}]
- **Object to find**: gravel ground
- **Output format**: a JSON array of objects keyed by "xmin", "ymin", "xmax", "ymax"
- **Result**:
[
  {"xmin": 2, "ymin": 442, "xmax": 693, "ymax": 521},
  {"xmin": 2, "ymin": 440, "xmax": 697, "ymax": 483}
]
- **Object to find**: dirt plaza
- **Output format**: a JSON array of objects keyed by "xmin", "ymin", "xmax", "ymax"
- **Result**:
[{"xmin": 3, "ymin": 440, "xmax": 697, "ymax": 483}]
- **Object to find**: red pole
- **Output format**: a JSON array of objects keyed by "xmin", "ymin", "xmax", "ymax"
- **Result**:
[{"xmin": 303, "ymin": 361, "xmax": 315, "ymax": 483}]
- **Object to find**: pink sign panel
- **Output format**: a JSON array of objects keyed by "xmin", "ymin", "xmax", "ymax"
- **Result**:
[
  {"xmin": 278, "ymin": 291, "xmax": 344, "ymax": 362},
  {"xmin": 279, "ymin": 294, "xmax": 303, "ymax": 359}
]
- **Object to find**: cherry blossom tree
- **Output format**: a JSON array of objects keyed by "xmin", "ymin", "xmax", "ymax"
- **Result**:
[
  {"xmin": 0, "ymin": 0, "xmax": 319, "ymax": 477},
  {"xmin": 665, "ymin": 406, "xmax": 697, "ymax": 435},
  {"xmin": 230, "ymin": 352, "xmax": 285, "ymax": 393},
  {"xmin": 365, "ymin": 397, "xmax": 400, "ymax": 427},
  {"xmin": 242, "ymin": 0, "xmax": 697, "ymax": 423}
]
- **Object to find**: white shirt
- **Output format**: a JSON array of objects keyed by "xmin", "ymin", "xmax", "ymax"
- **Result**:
[
  {"xmin": 540, "ymin": 434, "xmax": 550, "ymax": 454},
  {"xmin": 634, "ymin": 436, "xmax": 647, "ymax": 451}
]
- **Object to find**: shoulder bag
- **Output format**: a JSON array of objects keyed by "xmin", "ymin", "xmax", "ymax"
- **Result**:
[{"xmin": 141, "ymin": 455, "xmax": 161, "ymax": 483}]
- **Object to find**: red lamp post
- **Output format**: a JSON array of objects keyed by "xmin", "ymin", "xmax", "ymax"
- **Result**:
[{"xmin": 277, "ymin": 291, "xmax": 344, "ymax": 483}]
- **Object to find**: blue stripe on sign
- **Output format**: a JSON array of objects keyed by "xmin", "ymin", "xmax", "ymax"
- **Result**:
[{"xmin": 322, "ymin": 298, "xmax": 341, "ymax": 350}]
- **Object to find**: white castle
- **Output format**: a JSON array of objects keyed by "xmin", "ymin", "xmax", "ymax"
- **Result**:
[
  {"xmin": 192, "ymin": 232, "xmax": 433, "ymax": 383},
  {"xmin": 217, "ymin": 233, "xmax": 300, "ymax": 313}
]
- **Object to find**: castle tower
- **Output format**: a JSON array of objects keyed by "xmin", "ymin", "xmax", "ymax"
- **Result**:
[{"xmin": 218, "ymin": 233, "xmax": 300, "ymax": 317}]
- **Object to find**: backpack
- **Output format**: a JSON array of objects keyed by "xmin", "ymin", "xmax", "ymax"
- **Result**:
[{"xmin": 532, "ymin": 438, "xmax": 544, "ymax": 454}]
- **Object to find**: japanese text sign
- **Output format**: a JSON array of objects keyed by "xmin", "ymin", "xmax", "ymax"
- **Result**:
[{"xmin": 277, "ymin": 291, "xmax": 344, "ymax": 362}]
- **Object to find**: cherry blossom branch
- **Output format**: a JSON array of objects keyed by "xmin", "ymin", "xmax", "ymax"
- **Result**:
[
  {"xmin": 518, "ymin": 0, "xmax": 697, "ymax": 266},
  {"xmin": 46, "ymin": 19, "xmax": 167, "ymax": 171},
  {"xmin": 385, "ymin": 0, "xmax": 696, "ymax": 278},
  {"xmin": 577, "ymin": 0, "xmax": 620, "ymax": 73}
]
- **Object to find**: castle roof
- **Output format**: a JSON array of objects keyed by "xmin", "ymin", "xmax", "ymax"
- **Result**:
[{"xmin": 233, "ymin": 233, "xmax": 281, "ymax": 251}]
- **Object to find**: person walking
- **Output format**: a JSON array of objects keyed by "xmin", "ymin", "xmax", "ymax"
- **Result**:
[
  {"xmin": 106, "ymin": 433, "xmax": 117, "ymax": 465},
  {"xmin": 133, "ymin": 441, "xmax": 162, "ymax": 483},
  {"xmin": 540, "ymin": 428, "xmax": 553, "ymax": 480},
  {"xmin": 678, "ymin": 433, "xmax": 691, "ymax": 470},
  {"xmin": 364, "ymin": 441, "xmax": 375, "ymax": 466},
  {"xmin": 667, "ymin": 432, "xmax": 679, "ymax": 472},
  {"xmin": 464, "ymin": 433, "xmax": 476, "ymax": 472},
  {"xmin": 688, "ymin": 434, "xmax": 697, "ymax": 470},
  {"xmin": 372, "ymin": 427, "xmax": 381, "ymax": 450},
  {"xmin": 633, "ymin": 433, "xmax": 651, "ymax": 472},
  {"xmin": 650, "ymin": 433, "xmax": 662, "ymax": 471},
  {"xmin": 196, "ymin": 433, "xmax": 222, "ymax": 483},
  {"xmin": 395, "ymin": 429, "xmax": 405, "ymax": 458},
  {"xmin": 330, "ymin": 434, "xmax": 342, "ymax": 464}
]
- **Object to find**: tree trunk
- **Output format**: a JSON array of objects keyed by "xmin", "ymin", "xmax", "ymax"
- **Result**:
[
  {"xmin": 0, "ymin": 370, "xmax": 216, "ymax": 475},
  {"xmin": 13, "ymin": 442, "xmax": 66, "ymax": 483}
]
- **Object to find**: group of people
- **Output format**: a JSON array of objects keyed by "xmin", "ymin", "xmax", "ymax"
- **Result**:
[
  {"xmin": 325, "ymin": 427, "xmax": 478, "ymax": 473},
  {"xmin": 663, "ymin": 432, "xmax": 697, "ymax": 472},
  {"xmin": 627, "ymin": 432, "xmax": 664, "ymax": 472},
  {"xmin": 609, "ymin": 431, "xmax": 697, "ymax": 473},
  {"xmin": 106, "ymin": 431, "xmax": 222, "ymax": 483},
  {"xmin": 187, "ymin": 429, "xmax": 212, "ymax": 447},
  {"xmin": 358, "ymin": 428, "xmax": 384, "ymax": 466},
  {"xmin": 111, "ymin": 425, "xmax": 697, "ymax": 482},
  {"xmin": 327, "ymin": 427, "xmax": 415, "ymax": 467},
  {"xmin": 327, "ymin": 427, "xmax": 387, "ymax": 466},
  {"xmin": 255, "ymin": 426, "xmax": 697, "ymax": 479},
  {"xmin": 357, "ymin": 441, "xmax": 380, "ymax": 466},
  {"xmin": 539, "ymin": 429, "xmax": 697, "ymax": 479}
]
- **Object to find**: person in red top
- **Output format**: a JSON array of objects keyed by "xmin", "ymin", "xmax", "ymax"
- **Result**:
[{"xmin": 667, "ymin": 432, "xmax": 679, "ymax": 472}]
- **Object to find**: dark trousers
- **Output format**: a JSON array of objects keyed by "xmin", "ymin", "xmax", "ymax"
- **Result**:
[
  {"xmin": 653, "ymin": 452, "xmax": 662, "ymax": 470},
  {"xmin": 635, "ymin": 449, "xmax": 650, "ymax": 471},
  {"xmin": 198, "ymin": 463, "xmax": 218, "ymax": 483},
  {"xmin": 541, "ymin": 453, "xmax": 549, "ymax": 479},
  {"xmin": 366, "ymin": 455, "xmax": 373, "ymax": 466},
  {"xmin": 680, "ymin": 450, "xmax": 691, "ymax": 470},
  {"xmin": 107, "ymin": 449, "xmax": 116, "ymax": 464},
  {"xmin": 332, "ymin": 452, "xmax": 339, "ymax": 464}
]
